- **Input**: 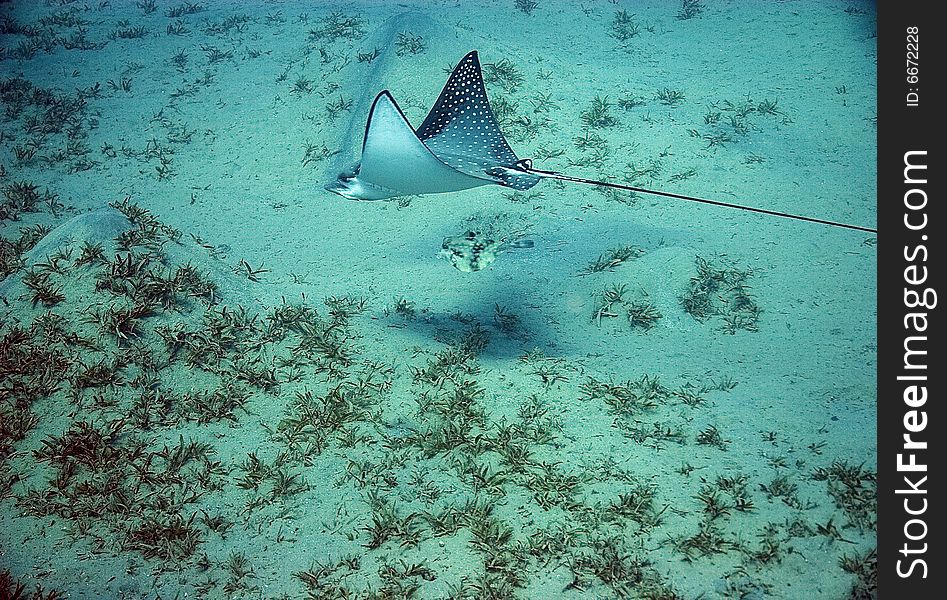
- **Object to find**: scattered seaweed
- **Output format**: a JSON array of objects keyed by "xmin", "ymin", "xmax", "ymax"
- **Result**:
[
  {"xmin": 483, "ymin": 58, "xmax": 524, "ymax": 93},
  {"xmin": 609, "ymin": 10, "xmax": 641, "ymax": 42},
  {"xmin": 626, "ymin": 300, "xmax": 662, "ymax": 331},
  {"xmin": 395, "ymin": 32, "xmax": 426, "ymax": 56},
  {"xmin": 581, "ymin": 375, "xmax": 668, "ymax": 419},
  {"xmin": 290, "ymin": 76, "xmax": 313, "ymax": 95},
  {"xmin": 0, "ymin": 569, "xmax": 63, "ymax": 600},
  {"xmin": 657, "ymin": 87, "xmax": 685, "ymax": 106},
  {"xmin": 592, "ymin": 283, "xmax": 626, "ymax": 326},
  {"xmin": 696, "ymin": 424, "xmax": 729, "ymax": 450},
  {"xmin": 677, "ymin": 0, "xmax": 705, "ymax": 20},
  {"xmin": 166, "ymin": 2, "xmax": 205, "ymax": 18},
  {"xmin": 309, "ymin": 11, "xmax": 364, "ymax": 41},
  {"xmin": 618, "ymin": 91, "xmax": 646, "ymax": 110},
  {"xmin": 111, "ymin": 24, "xmax": 149, "ymax": 40},
  {"xmin": 812, "ymin": 460, "xmax": 877, "ymax": 530},
  {"xmin": 514, "ymin": 0, "xmax": 540, "ymax": 15},
  {"xmin": 581, "ymin": 95, "xmax": 617, "ymax": 129},
  {"xmin": 680, "ymin": 256, "xmax": 761, "ymax": 332},
  {"xmin": 325, "ymin": 95, "xmax": 353, "ymax": 121},
  {"xmin": 840, "ymin": 548, "xmax": 877, "ymax": 598},
  {"xmin": 581, "ymin": 245, "xmax": 644, "ymax": 274},
  {"xmin": 357, "ymin": 47, "xmax": 381, "ymax": 63}
]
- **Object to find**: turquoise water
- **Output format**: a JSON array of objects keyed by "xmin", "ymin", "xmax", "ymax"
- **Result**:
[{"xmin": 0, "ymin": 1, "xmax": 877, "ymax": 598}]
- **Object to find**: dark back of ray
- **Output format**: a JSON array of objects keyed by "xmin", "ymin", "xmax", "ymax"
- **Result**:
[
  {"xmin": 426, "ymin": 51, "xmax": 875, "ymax": 235},
  {"xmin": 416, "ymin": 51, "xmax": 541, "ymax": 191}
]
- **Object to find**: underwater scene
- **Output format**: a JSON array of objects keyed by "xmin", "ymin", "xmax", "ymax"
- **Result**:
[{"xmin": 0, "ymin": 0, "xmax": 877, "ymax": 598}]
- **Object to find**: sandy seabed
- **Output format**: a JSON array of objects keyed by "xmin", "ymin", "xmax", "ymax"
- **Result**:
[{"xmin": 1, "ymin": 1, "xmax": 876, "ymax": 598}]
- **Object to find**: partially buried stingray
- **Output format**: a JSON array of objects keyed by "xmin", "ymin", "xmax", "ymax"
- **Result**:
[
  {"xmin": 325, "ymin": 51, "xmax": 875, "ymax": 234},
  {"xmin": 441, "ymin": 231, "xmax": 534, "ymax": 273}
]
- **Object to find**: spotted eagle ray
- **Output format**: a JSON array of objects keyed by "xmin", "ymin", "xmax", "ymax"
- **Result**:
[{"xmin": 326, "ymin": 51, "xmax": 875, "ymax": 234}]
